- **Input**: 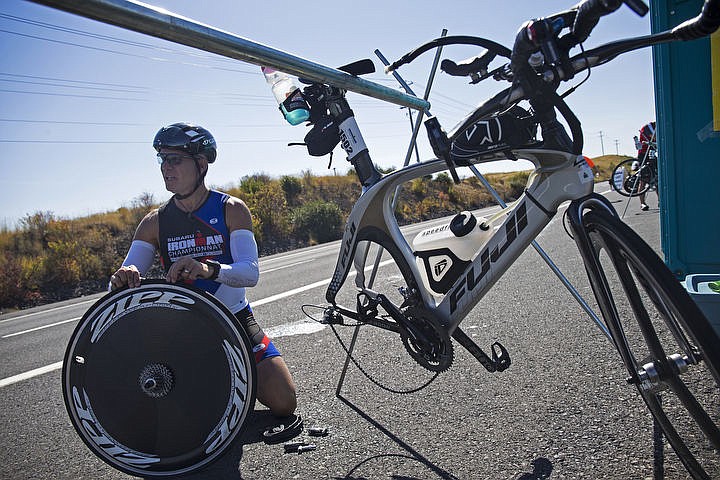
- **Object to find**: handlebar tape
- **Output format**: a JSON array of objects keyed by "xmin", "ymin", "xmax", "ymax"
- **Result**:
[
  {"xmin": 509, "ymin": 21, "xmax": 537, "ymax": 76},
  {"xmin": 441, "ymin": 51, "xmax": 496, "ymax": 77},
  {"xmin": 672, "ymin": 0, "xmax": 720, "ymax": 40},
  {"xmin": 511, "ymin": 0, "xmax": 623, "ymax": 76},
  {"xmin": 385, "ymin": 36, "xmax": 511, "ymax": 73},
  {"xmin": 572, "ymin": 0, "xmax": 623, "ymax": 44}
]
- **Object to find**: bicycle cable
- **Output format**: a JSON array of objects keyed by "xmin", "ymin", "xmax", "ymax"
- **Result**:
[
  {"xmin": 301, "ymin": 304, "xmax": 441, "ymax": 394},
  {"xmin": 559, "ymin": 43, "xmax": 593, "ymax": 99},
  {"xmin": 562, "ymin": 208, "xmax": 575, "ymax": 241}
]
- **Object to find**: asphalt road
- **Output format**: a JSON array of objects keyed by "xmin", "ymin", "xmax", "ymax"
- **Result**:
[{"xmin": 3, "ymin": 187, "xmax": 699, "ymax": 480}]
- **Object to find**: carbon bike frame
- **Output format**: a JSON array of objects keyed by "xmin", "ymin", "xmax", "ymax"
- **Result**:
[{"xmin": 325, "ymin": 146, "xmax": 596, "ymax": 334}]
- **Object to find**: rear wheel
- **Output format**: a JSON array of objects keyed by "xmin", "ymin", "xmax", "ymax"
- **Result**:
[
  {"xmin": 63, "ymin": 280, "xmax": 256, "ymax": 478},
  {"xmin": 610, "ymin": 158, "xmax": 651, "ymax": 197},
  {"xmin": 581, "ymin": 211, "xmax": 720, "ymax": 479}
]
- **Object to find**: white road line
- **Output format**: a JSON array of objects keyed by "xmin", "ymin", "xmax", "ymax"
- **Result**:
[
  {"xmin": 2, "ymin": 317, "xmax": 81, "ymax": 339},
  {"xmin": 260, "ymin": 259, "xmax": 312, "ymax": 274},
  {"xmin": 253, "ymin": 259, "xmax": 394, "ymax": 307},
  {"xmin": 0, "ymin": 299, "xmax": 96, "ymax": 323},
  {"xmin": 0, "ymin": 361, "xmax": 63, "ymax": 388},
  {"xmin": 0, "ymin": 258, "xmax": 396, "ymax": 387}
]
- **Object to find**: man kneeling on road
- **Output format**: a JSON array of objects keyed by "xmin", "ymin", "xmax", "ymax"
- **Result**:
[{"xmin": 109, "ymin": 122, "xmax": 302, "ymax": 443}]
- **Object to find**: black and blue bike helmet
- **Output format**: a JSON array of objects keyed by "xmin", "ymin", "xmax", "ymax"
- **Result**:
[{"xmin": 153, "ymin": 122, "xmax": 217, "ymax": 163}]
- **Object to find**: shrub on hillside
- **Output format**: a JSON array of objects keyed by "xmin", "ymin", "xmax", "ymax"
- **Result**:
[
  {"xmin": 292, "ymin": 201, "xmax": 344, "ymax": 244},
  {"xmin": 280, "ymin": 175, "xmax": 302, "ymax": 205},
  {"xmin": 0, "ymin": 253, "xmax": 32, "ymax": 308}
]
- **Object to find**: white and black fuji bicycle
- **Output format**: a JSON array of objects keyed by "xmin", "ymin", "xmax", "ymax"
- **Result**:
[{"xmin": 58, "ymin": 0, "xmax": 720, "ymax": 478}]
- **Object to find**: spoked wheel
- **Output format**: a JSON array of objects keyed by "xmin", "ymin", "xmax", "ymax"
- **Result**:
[
  {"xmin": 610, "ymin": 158, "xmax": 651, "ymax": 197},
  {"xmin": 581, "ymin": 211, "xmax": 720, "ymax": 479},
  {"xmin": 63, "ymin": 280, "xmax": 256, "ymax": 478}
]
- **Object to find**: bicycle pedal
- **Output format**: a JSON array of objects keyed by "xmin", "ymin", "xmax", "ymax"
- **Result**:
[
  {"xmin": 491, "ymin": 341, "xmax": 511, "ymax": 372},
  {"xmin": 452, "ymin": 327, "xmax": 510, "ymax": 373}
]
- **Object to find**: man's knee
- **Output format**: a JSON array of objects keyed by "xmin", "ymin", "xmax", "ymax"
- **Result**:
[{"xmin": 256, "ymin": 357, "xmax": 297, "ymax": 416}]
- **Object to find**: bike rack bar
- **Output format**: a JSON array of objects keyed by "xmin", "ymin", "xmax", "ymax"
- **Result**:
[
  {"xmin": 335, "ymin": 32, "xmax": 447, "ymax": 397},
  {"xmin": 25, "ymin": 0, "xmax": 430, "ymax": 111}
]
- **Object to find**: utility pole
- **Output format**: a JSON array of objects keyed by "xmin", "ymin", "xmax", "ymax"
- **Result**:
[
  {"xmin": 598, "ymin": 130, "xmax": 606, "ymax": 155},
  {"xmin": 614, "ymin": 139, "xmax": 619, "ymax": 155}
]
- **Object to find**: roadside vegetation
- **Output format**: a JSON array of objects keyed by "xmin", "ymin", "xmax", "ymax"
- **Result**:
[{"xmin": 0, "ymin": 155, "xmax": 625, "ymax": 310}]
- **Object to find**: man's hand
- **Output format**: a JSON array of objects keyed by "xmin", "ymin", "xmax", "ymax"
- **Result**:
[
  {"xmin": 110, "ymin": 265, "xmax": 142, "ymax": 290},
  {"xmin": 166, "ymin": 256, "xmax": 211, "ymax": 283}
]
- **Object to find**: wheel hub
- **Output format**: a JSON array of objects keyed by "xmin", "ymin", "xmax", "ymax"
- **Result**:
[
  {"xmin": 634, "ymin": 353, "xmax": 690, "ymax": 393},
  {"xmin": 138, "ymin": 363, "xmax": 174, "ymax": 398}
]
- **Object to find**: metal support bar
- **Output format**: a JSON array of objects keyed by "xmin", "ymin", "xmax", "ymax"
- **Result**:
[
  {"xmin": 335, "ymin": 32, "xmax": 447, "ymax": 397},
  {"xmin": 335, "ymin": 324, "xmax": 363, "ymax": 397},
  {"xmin": 26, "ymin": 0, "xmax": 430, "ymax": 111},
  {"xmin": 468, "ymin": 164, "xmax": 612, "ymax": 342}
]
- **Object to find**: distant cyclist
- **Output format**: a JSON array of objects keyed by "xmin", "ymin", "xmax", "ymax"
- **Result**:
[
  {"xmin": 632, "ymin": 121, "xmax": 657, "ymax": 211},
  {"xmin": 109, "ymin": 123, "xmax": 300, "ymax": 437}
]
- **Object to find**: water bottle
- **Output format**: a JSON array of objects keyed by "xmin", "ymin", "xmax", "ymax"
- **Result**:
[
  {"xmin": 261, "ymin": 66, "xmax": 310, "ymax": 125},
  {"xmin": 413, "ymin": 211, "xmax": 494, "ymax": 295}
]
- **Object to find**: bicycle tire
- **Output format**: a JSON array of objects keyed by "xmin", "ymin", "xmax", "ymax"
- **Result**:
[
  {"xmin": 62, "ymin": 280, "xmax": 256, "ymax": 478},
  {"xmin": 610, "ymin": 158, "xmax": 651, "ymax": 197},
  {"xmin": 581, "ymin": 211, "xmax": 720, "ymax": 479}
]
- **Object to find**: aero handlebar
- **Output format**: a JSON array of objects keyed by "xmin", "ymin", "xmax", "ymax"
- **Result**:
[{"xmin": 672, "ymin": 0, "xmax": 720, "ymax": 39}]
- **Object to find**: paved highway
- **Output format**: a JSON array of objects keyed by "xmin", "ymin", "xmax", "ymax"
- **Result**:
[{"xmin": 2, "ymin": 189, "xmax": 697, "ymax": 479}]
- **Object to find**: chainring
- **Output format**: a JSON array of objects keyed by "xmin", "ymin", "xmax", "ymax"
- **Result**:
[{"xmin": 400, "ymin": 305, "xmax": 454, "ymax": 372}]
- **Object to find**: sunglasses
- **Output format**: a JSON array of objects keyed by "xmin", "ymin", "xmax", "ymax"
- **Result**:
[{"xmin": 157, "ymin": 152, "xmax": 195, "ymax": 167}]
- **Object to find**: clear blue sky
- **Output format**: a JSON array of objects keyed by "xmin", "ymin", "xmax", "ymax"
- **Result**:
[{"xmin": 0, "ymin": 0, "xmax": 656, "ymax": 229}]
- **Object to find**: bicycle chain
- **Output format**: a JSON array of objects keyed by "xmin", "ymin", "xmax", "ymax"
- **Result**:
[{"xmin": 328, "ymin": 322, "xmax": 441, "ymax": 395}]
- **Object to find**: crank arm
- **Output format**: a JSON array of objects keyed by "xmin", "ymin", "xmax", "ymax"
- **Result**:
[{"xmin": 452, "ymin": 327, "xmax": 511, "ymax": 372}]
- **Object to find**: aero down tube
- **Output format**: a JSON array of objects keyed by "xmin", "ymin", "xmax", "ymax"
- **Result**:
[{"xmin": 437, "ymin": 194, "xmax": 555, "ymax": 330}]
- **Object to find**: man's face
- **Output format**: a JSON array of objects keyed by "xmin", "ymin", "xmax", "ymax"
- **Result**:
[{"xmin": 158, "ymin": 148, "xmax": 203, "ymax": 194}]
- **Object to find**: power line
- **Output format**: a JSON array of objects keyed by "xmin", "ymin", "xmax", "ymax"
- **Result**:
[
  {"xmin": 0, "ymin": 77, "xmax": 147, "ymax": 94},
  {"xmin": 0, "ymin": 72, "xmax": 147, "ymax": 90},
  {"xmin": 0, "ymin": 118, "xmax": 151, "ymax": 126},
  {"xmin": 0, "ymin": 118, "xmax": 407, "ymax": 128},
  {"xmin": 0, "ymin": 28, "xmax": 153, "ymax": 60},
  {"xmin": 0, "ymin": 88, "xmax": 147, "ymax": 101},
  {"xmin": 0, "ymin": 28, "xmax": 257, "ymax": 74},
  {"xmin": 0, "ymin": 13, "xmax": 250, "ymax": 67}
]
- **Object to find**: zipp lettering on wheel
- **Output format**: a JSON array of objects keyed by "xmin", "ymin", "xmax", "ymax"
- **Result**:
[{"xmin": 62, "ymin": 281, "xmax": 256, "ymax": 477}]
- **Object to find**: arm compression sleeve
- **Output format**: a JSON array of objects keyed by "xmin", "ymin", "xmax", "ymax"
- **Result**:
[
  {"xmin": 217, "ymin": 229, "xmax": 260, "ymax": 288},
  {"xmin": 121, "ymin": 240, "xmax": 156, "ymax": 274}
]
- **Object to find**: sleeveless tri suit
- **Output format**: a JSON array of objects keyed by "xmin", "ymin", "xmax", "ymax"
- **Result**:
[{"xmin": 157, "ymin": 190, "xmax": 279, "ymax": 363}]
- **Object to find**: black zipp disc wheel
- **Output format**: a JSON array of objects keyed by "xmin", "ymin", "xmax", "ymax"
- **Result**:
[
  {"xmin": 581, "ymin": 211, "xmax": 720, "ymax": 479},
  {"xmin": 62, "ymin": 280, "xmax": 256, "ymax": 477}
]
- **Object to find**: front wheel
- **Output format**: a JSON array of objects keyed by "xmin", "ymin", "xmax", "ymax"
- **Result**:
[
  {"xmin": 63, "ymin": 281, "xmax": 257, "ymax": 478},
  {"xmin": 610, "ymin": 158, "xmax": 651, "ymax": 197},
  {"xmin": 580, "ymin": 211, "xmax": 720, "ymax": 479}
]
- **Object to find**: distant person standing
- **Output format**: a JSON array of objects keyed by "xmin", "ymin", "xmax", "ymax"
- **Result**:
[{"xmin": 633, "ymin": 121, "xmax": 657, "ymax": 211}]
